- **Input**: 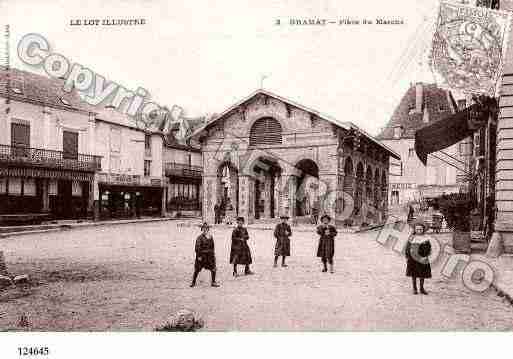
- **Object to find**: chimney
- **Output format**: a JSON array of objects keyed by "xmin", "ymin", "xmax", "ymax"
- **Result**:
[{"xmin": 415, "ymin": 83, "xmax": 423, "ymax": 113}]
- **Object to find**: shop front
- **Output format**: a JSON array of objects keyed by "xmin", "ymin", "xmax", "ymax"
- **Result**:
[{"xmin": 96, "ymin": 173, "xmax": 167, "ymax": 219}]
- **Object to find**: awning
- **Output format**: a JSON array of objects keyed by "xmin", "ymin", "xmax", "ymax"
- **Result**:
[{"xmin": 415, "ymin": 103, "xmax": 482, "ymax": 165}]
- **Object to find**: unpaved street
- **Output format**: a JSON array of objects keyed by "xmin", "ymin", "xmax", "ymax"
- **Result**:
[{"xmin": 1, "ymin": 221, "xmax": 512, "ymax": 331}]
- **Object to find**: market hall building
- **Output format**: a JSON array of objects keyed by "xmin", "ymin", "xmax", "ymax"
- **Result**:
[{"xmin": 191, "ymin": 90, "xmax": 400, "ymax": 226}]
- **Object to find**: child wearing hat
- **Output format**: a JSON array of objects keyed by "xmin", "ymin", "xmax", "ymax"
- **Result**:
[
  {"xmin": 273, "ymin": 215, "xmax": 292, "ymax": 267},
  {"xmin": 230, "ymin": 217, "xmax": 254, "ymax": 276},
  {"xmin": 316, "ymin": 214, "xmax": 338, "ymax": 273},
  {"xmin": 191, "ymin": 222, "xmax": 220, "ymax": 287},
  {"xmin": 405, "ymin": 220, "xmax": 431, "ymax": 295}
]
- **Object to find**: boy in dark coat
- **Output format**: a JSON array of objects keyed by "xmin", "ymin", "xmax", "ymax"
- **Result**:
[
  {"xmin": 405, "ymin": 220, "xmax": 432, "ymax": 295},
  {"xmin": 274, "ymin": 215, "xmax": 292, "ymax": 267},
  {"xmin": 230, "ymin": 217, "xmax": 254, "ymax": 276},
  {"xmin": 316, "ymin": 214, "xmax": 338, "ymax": 273},
  {"xmin": 191, "ymin": 223, "xmax": 220, "ymax": 287}
]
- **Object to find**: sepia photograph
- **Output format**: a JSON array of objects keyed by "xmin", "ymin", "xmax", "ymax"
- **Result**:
[{"xmin": 1, "ymin": 0, "xmax": 513, "ymax": 357}]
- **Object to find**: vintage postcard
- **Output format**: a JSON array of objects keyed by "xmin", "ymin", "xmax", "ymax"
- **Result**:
[{"xmin": 0, "ymin": 0, "xmax": 512, "ymax": 357}]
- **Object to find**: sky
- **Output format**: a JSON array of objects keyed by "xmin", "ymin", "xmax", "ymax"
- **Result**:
[{"xmin": 1, "ymin": 0, "xmax": 443, "ymax": 136}]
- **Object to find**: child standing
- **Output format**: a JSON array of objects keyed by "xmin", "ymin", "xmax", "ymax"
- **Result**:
[
  {"xmin": 190, "ymin": 223, "xmax": 220, "ymax": 288},
  {"xmin": 405, "ymin": 220, "xmax": 431, "ymax": 295},
  {"xmin": 316, "ymin": 214, "xmax": 338, "ymax": 273},
  {"xmin": 230, "ymin": 217, "xmax": 254, "ymax": 277},
  {"xmin": 273, "ymin": 215, "xmax": 292, "ymax": 267}
]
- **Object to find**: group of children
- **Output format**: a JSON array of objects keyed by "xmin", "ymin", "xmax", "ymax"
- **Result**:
[
  {"xmin": 190, "ymin": 214, "xmax": 432, "ymax": 295},
  {"xmin": 190, "ymin": 214, "xmax": 338, "ymax": 287}
]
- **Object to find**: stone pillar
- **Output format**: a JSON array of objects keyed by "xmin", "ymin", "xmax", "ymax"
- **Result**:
[
  {"xmin": 263, "ymin": 173, "xmax": 272, "ymax": 219},
  {"xmin": 319, "ymin": 174, "xmax": 337, "ymax": 221},
  {"xmin": 238, "ymin": 175, "xmax": 251, "ymax": 223},
  {"xmin": 277, "ymin": 174, "xmax": 293, "ymax": 219},
  {"xmin": 274, "ymin": 174, "xmax": 281, "ymax": 219},
  {"xmin": 203, "ymin": 176, "xmax": 217, "ymax": 224}
]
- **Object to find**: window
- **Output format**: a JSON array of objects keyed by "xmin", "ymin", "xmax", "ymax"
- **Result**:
[
  {"xmin": 144, "ymin": 160, "xmax": 151, "ymax": 176},
  {"xmin": 408, "ymin": 104, "xmax": 416, "ymax": 115},
  {"xmin": 249, "ymin": 117, "xmax": 282, "ymax": 146},
  {"xmin": 11, "ymin": 122, "xmax": 30, "ymax": 157},
  {"xmin": 144, "ymin": 134, "xmax": 151, "ymax": 156},
  {"xmin": 408, "ymin": 148, "xmax": 415, "ymax": 157},
  {"xmin": 63, "ymin": 131, "xmax": 78, "ymax": 160}
]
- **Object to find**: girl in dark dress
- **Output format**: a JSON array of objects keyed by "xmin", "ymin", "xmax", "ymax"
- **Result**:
[
  {"xmin": 191, "ymin": 223, "xmax": 220, "ymax": 287},
  {"xmin": 316, "ymin": 214, "xmax": 338, "ymax": 273},
  {"xmin": 230, "ymin": 217, "xmax": 254, "ymax": 277},
  {"xmin": 405, "ymin": 221, "xmax": 432, "ymax": 295}
]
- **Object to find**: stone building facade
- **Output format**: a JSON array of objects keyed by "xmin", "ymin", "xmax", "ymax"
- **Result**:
[
  {"xmin": 0, "ymin": 68, "xmax": 101, "ymax": 221},
  {"xmin": 377, "ymin": 83, "xmax": 467, "ymax": 205},
  {"xmin": 191, "ymin": 90, "xmax": 399, "ymax": 225}
]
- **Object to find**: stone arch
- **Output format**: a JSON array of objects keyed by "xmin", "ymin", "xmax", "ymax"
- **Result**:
[
  {"xmin": 249, "ymin": 156, "xmax": 282, "ymax": 219},
  {"xmin": 355, "ymin": 162, "xmax": 365, "ymax": 214},
  {"xmin": 293, "ymin": 158, "xmax": 320, "ymax": 217},
  {"xmin": 344, "ymin": 156, "xmax": 354, "ymax": 176},
  {"xmin": 366, "ymin": 166, "xmax": 373, "ymax": 204},
  {"xmin": 356, "ymin": 162, "xmax": 364, "ymax": 178},
  {"xmin": 343, "ymin": 156, "xmax": 355, "ymax": 212},
  {"xmin": 374, "ymin": 168, "xmax": 381, "ymax": 209},
  {"xmin": 381, "ymin": 171, "xmax": 388, "ymax": 207}
]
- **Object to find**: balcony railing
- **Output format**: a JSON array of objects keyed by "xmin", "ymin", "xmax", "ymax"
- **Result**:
[
  {"xmin": 0, "ymin": 144, "xmax": 102, "ymax": 172},
  {"xmin": 164, "ymin": 162, "xmax": 203, "ymax": 178}
]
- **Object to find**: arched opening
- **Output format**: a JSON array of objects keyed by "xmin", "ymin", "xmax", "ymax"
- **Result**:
[
  {"xmin": 216, "ymin": 161, "xmax": 239, "ymax": 221},
  {"xmin": 382, "ymin": 171, "xmax": 388, "ymax": 207},
  {"xmin": 251, "ymin": 157, "xmax": 282, "ymax": 219},
  {"xmin": 355, "ymin": 162, "xmax": 364, "ymax": 215},
  {"xmin": 294, "ymin": 159, "xmax": 319, "ymax": 217},
  {"xmin": 343, "ymin": 157, "xmax": 354, "ymax": 211},
  {"xmin": 374, "ymin": 169, "xmax": 381, "ymax": 209},
  {"xmin": 366, "ymin": 166, "xmax": 373, "ymax": 205},
  {"xmin": 249, "ymin": 117, "xmax": 282, "ymax": 146}
]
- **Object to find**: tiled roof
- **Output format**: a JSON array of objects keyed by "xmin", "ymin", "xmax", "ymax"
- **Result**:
[
  {"xmin": 377, "ymin": 83, "xmax": 457, "ymax": 140},
  {"xmin": 0, "ymin": 67, "xmax": 93, "ymax": 113}
]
